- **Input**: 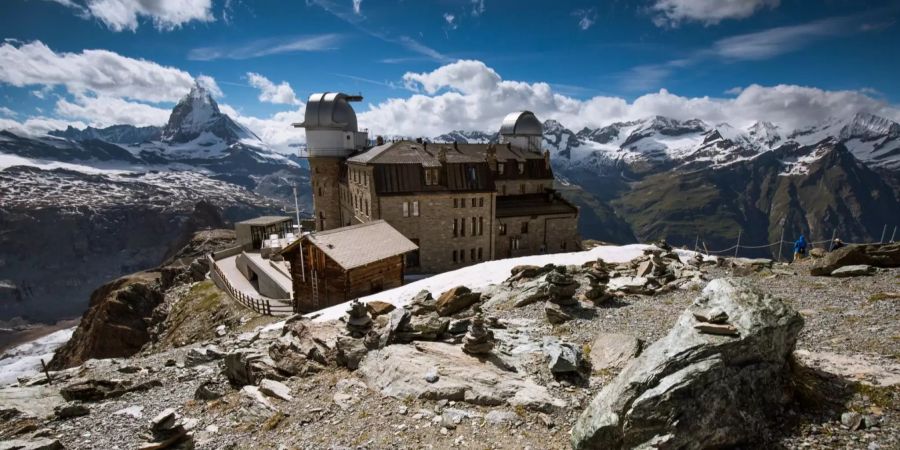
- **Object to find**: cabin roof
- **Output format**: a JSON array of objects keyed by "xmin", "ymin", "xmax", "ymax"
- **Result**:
[
  {"xmin": 347, "ymin": 140, "xmax": 544, "ymax": 166},
  {"xmin": 237, "ymin": 216, "xmax": 293, "ymax": 226},
  {"xmin": 282, "ymin": 220, "xmax": 418, "ymax": 271}
]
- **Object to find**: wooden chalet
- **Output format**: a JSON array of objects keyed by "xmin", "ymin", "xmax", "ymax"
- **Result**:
[{"xmin": 280, "ymin": 220, "xmax": 418, "ymax": 313}]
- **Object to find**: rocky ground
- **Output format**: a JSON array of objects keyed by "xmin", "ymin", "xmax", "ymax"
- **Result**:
[{"xmin": 0, "ymin": 245, "xmax": 898, "ymax": 449}]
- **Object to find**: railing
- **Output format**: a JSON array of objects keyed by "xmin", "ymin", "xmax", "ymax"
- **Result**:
[{"xmin": 208, "ymin": 255, "xmax": 293, "ymax": 316}]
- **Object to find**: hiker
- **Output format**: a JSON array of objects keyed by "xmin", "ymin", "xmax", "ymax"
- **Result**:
[
  {"xmin": 793, "ymin": 234, "xmax": 807, "ymax": 261},
  {"xmin": 831, "ymin": 238, "xmax": 844, "ymax": 251}
]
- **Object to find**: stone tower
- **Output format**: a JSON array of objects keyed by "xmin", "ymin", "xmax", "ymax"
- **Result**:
[{"xmin": 294, "ymin": 93, "xmax": 368, "ymax": 231}]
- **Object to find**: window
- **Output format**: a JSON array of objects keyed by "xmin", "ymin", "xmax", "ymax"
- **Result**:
[
  {"xmin": 500, "ymin": 185, "xmax": 507, "ymax": 195},
  {"xmin": 318, "ymin": 187, "xmax": 322, "ymax": 197},
  {"xmin": 453, "ymin": 250, "xmax": 457, "ymax": 263},
  {"xmin": 453, "ymin": 219, "xmax": 458, "ymax": 237},
  {"xmin": 520, "ymin": 184, "xmax": 526, "ymax": 194},
  {"xmin": 425, "ymin": 168, "xmax": 433, "ymax": 186},
  {"xmin": 518, "ymin": 162, "xmax": 525, "ymax": 174},
  {"xmin": 471, "ymin": 198, "xmax": 476, "ymax": 207},
  {"xmin": 561, "ymin": 241, "xmax": 567, "ymax": 250},
  {"xmin": 470, "ymin": 248, "xmax": 476, "ymax": 261},
  {"xmin": 521, "ymin": 222, "xmax": 529, "ymax": 234},
  {"xmin": 512, "ymin": 237, "xmax": 520, "ymax": 250},
  {"xmin": 453, "ymin": 198, "xmax": 458, "ymax": 208},
  {"xmin": 460, "ymin": 250, "xmax": 465, "ymax": 262},
  {"xmin": 499, "ymin": 223, "xmax": 507, "ymax": 235},
  {"xmin": 425, "ymin": 168, "xmax": 439, "ymax": 186},
  {"xmin": 412, "ymin": 201, "xmax": 419, "ymax": 217},
  {"xmin": 478, "ymin": 247, "xmax": 483, "ymax": 260},
  {"xmin": 402, "ymin": 201, "xmax": 409, "ymax": 217},
  {"xmin": 479, "ymin": 198, "xmax": 484, "ymax": 207},
  {"xmin": 479, "ymin": 217, "xmax": 484, "ymax": 235},
  {"xmin": 498, "ymin": 163, "xmax": 505, "ymax": 175},
  {"xmin": 461, "ymin": 218, "xmax": 466, "ymax": 236},
  {"xmin": 364, "ymin": 199, "xmax": 369, "ymax": 216},
  {"xmin": 471, "ymin": 217, "xmax": 476, "ymax": 235}
]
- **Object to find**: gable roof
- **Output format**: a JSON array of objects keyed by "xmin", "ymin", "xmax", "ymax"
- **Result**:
[{"xmin": 282, "ymin": 220, "xmax": 418, "ymax": 271}]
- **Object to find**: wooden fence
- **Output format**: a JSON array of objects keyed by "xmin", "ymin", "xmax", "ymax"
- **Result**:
[{"xmin": 208, "ymin": 255, "xmax": 293, "ymax": 316}]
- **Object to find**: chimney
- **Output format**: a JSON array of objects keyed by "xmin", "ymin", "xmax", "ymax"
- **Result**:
[
  {"xmin": 376, "ymin": 135, "xmax": 384, "ymax": 145},
  {"xmin": 453, "ymin": 141, "xmax": 459, "ymax": 151}
]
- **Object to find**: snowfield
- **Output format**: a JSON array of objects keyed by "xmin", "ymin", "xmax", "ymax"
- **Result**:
[
  {"xmin": 0, "ymin": 327, "xmax": 75, "ymax": 386},
  {"xmin": 310, "ymin": 244, "xmax": 653, "ymax": 322}
]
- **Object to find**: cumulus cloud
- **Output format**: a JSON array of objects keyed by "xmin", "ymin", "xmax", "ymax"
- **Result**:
[
  {"xmin": 246, "ymin": 73, "xmax": 302, "ymax": 105},
  {"xmin": 0, "ymin": 40, "xmax": 208, "ymax": 103},
  {"xmin": 48, "ymin": 0, "xmax": 215, "ymax": 31},
  {"xmin": 356, "ymin": 59, "xmax": 900, "ymax": 137},
  {"xmin": 0, "ymin": 116, "xmax": 88, "ymax": 137},
  {"xmin": 651, "ymin": 0, "xmax": 780, "ymax": 27},
  {"xmin": 0, "ymin": 106, "xmax": 18, "ymax": 118},
  {"xmin": 55, "ymin": 95, "xmax": 171, "ymax": 127},
  {"xmin": 222, "ymin": 104, "xmax": 306, "ymax": 153}
]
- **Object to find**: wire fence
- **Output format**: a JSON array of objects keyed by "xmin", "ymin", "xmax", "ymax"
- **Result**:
[{"xmin": 692, "ymin": 223, "xmax": 898, "ymax": 261}]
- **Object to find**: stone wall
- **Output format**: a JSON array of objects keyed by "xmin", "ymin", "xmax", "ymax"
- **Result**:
[
  {"xmin": 495, "ymin": 179, "xmax": 552, "ymax": 196},
  {"xmin": 376, "ymin": 192, "xmax": 496, "ymax": 273},
  {"xmin": 495, "ymin": 213, "xmax": 580, "ymax": 258},
  {"xmin": 309, "ymin": 158, "xmax": 343, "ymax": 231}
]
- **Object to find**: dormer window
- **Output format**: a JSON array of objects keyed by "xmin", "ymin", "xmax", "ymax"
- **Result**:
[
  {"xmin": 424, "ymin": 167, "xmax": 440, "ymax": 186},
  {"xmin": 518, "ymin": 162, "xmax": 525, "ymax": 174},
  {"xmin": 498, "ymin": 163, "xmax": 505, "ymax": 175}
]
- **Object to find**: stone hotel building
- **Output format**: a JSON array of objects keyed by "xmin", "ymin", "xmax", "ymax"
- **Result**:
[{"xmin": 295, "ymin": 92, "xmax": 579, "ymax": 274}]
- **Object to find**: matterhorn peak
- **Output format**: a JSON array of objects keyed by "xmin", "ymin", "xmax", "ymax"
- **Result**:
[{"xmin": 161, "ymin": 82, "xmax": 257, "ymax": 145}]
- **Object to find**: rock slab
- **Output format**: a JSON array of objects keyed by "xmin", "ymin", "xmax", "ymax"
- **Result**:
[{"xmin": 571, "ymin": 278, "xmax": 804, "ymax": 449}]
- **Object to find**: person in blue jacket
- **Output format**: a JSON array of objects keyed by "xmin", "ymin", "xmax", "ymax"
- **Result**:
[{"xmin": 793, "ymin": 234, "xmax": 807, "ymax": 261}]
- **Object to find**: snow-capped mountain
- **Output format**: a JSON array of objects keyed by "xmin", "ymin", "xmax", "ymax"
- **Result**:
[
  {"xmin": 0, "ymin": 85, "xmax": 310, "ymax": 326},
  {"xmin": 432, "ymin": 130, "xmax": 498, "ymax": 143},
  {"xmin": 789, "ymin": 112, "xmax": 900, "ymax": 171}
]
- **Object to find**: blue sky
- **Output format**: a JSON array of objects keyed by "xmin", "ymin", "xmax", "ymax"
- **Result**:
[{"xmin": 1, "ymin": 0, "xmax": 899, "ymax": 148}]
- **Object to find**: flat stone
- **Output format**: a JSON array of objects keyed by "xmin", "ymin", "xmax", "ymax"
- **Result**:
[
  {"xmin": 366, "ymin": 301, "xmax": 396, "ymax": 317},
  {"xmin": 241, "ymin": 385, "xmax": 275, "ymax": 411},
  {"xmin": 357, "ymin": 341, "xmax": 564, "ymax": 411},
  {"xmin": 544, "ymin": 303, "xmax": 573, "ymax": 324},
  {"xmin": 259, "ymin": 379, "xmax": 293, "ymax": 401},
  {"xmin": 830, "ymin": 264, "xmax": 875, "ymax": 277},
  {"xmin": 694, "ymin": 322, "xmax": 740, "ymax": 336},
  {"xmin": 0, "ymin": 438, "xmax": 64, "ymax": 450},
  {"xmin": 54, "ymin": 404, "xmax": 89, "ymax": 420},
  {"xmin": 588, "ymin": 333, "xmax": 641, "ymax": 372},
  {"xmin": 435, "ymin": 286, "xmax": 482, "ymax": 316},
  {"xmin": 150, "ymin": 408, "xmax": 178, "ymax": 432}
]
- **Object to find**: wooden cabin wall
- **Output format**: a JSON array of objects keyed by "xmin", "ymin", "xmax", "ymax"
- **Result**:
[{"xmin": 346, "ymin": 255, "xmax": 404, "ymax": 299}]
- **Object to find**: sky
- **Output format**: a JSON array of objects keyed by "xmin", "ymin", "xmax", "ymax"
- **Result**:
[{"xmin": 1, "ymin": 0, "xmax": 899, "ymax": 151}]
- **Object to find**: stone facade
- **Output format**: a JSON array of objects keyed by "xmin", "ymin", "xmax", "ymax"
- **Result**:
[{"xmin": 309, "ymin": 158, "xmax": 344, "ymax": 231}]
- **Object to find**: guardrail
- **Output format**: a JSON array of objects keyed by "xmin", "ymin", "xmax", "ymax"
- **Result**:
[{"xmin": 208, "ymin": 254, "xmax": 293, "ymax": 316}]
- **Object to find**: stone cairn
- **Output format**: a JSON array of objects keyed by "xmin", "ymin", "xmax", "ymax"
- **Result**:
[
  {"xmin": 346, "ymin": 300, "xmax": 373, "ymax": 338},
  {"xmin": 583, "ymin": 259, "xmax": 611, "ymax": 301},
  {"xmin": 462, "ymin": 314, "xmax": 495, "ymax": 355},
  {"xmin": 546, "ymin": 268, "xmax": 579, "ymax": 306}
]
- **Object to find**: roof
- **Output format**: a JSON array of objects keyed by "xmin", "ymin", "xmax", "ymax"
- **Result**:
[
  {"xmin": 282, "ymin": 220, "xmax": 418, "ymax": 271},
  {"xmin": 237, "ymin": 216, "xmax": 293, "ymax": 226},
  {"xmin": 294, "ymin": 92, "xmax": 360, "ymax": 131},
  {"xmin": 496, "ymin": 193, "xmax": 578, "ymax": 218},
  {"xmin": 348, "ymin": 140, "xmax": 544, "ymax": 166},
  {"xmin": 499, "ymin": 111, "xmax": 543, "ymax": 136}
]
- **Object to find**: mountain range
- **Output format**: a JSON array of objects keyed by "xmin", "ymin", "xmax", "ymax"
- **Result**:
[
  {"xmin": 435, "ymin": 113, "xmax": 900, "ymax": 252},
  {"xmin": 0, "ymin": 85, "xmax": 309, "ymax": 323}
]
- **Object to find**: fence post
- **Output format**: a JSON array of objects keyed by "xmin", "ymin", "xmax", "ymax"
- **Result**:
[
  {"xmin": 880, "ymin": 224, "xmax": 887, "ymax": 243},
  {"xmin": 777, "ymin": 226, "xmax": 785, "ymax": 262},
  {"xmin": 828, "ymin": 229, "xmax": 837, "ymax": 252},
  {"xmin": 891, "ymin": 226, "xmax": 897, "ymax": 243},
  {"xmin": 693, "ymin": 235, "xmax": 699, "ymax": 252},
  {"xmin": 734, "ymin": 230, "xmax": 742, "ymax": 258}
]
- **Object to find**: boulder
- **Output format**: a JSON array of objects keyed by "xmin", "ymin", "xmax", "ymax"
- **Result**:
[
  {"xmin": 60, "ymin": 379, "xmax": 124, "ymax": 402},
  {"xmin": 543, "ymin": 339, "xmax": 581, "ymax": 374},
  {"xmin": 809, "ymin": 248, "xmax": 827, "ymax": 258},
  {"xmin": 54, "ymin": 403, "xmax": 90, "ymax": 419},
  {"xmin": 357, "ymin": 341, "xmax": 565, "ymax": 411},
  {"xmin": 223, "ymin": 350, "xmax": 274, "ymax": 387},
  {"xmin": 810, "ymin": 243, "xmax": 900, "ymax": 276},
  {"xmin": 830, "ymin": 264, "xmax": 875, "ymax": 277},
  {"xmin": 409, "ymin": 290, "xmax": 436, "ymax": 316},
  {"xmin": 588, "ymin": 333, "xmax": 641, "ymax": 372},
  {"xmin": 571, "ymin": 278, "xmax": 803, "ymax": 450},
  {"xmin": 544, "ymin": 303, "xmax": 573, "ymax": 324},
  {"xmin": 335, "ymin": 336, "xmax": 368, "ymax": 370},
  {"xmin": 259, "ymin": 379, "xmax": 293, "ymax": 401},
  {"xmin": 435, "ymin": 286, "xmax": 482, "ymax": 316},
  {"xmin": 365, "ymin": 301, "xmax": 396, "ymax": 317},
  {"xmin": 0, "ymin": 438, "xmax": 64, "ymax": 450}
]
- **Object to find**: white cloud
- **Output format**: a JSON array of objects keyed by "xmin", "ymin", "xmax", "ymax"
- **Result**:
[
  {"xmin": 55, "ymin": 95, "xmax": 171, "ymax": 127},
  {"xmin": 50, "ymin": 0, "xmax": 215, "ymax": 31},
  {"xmin": 246, "ymin": 73, "xmax": 302, "ymax": 105},
  {"xmin": 0, "ymin": 40, "xmax": 207, "ymax": 103},
  {"xmin": 443, "ymin": 13, "xmax": 457, "ymax": 30},
  {"xmin": 0, "ymin": 106, "xmax": 18, "ymax": 118},
  {"xmin": 0, "ymin": 116, "xmax": 88, "ymax": 136},
  {"xmin": 651, "ymin": 0, "xmax": 780, "ymax": 27},
  {"xmin": 356, "ymin": 59, "xmax": 900, "ymax": 137},
  {"xmin": 573, "ymin": 8, "xmax": 597, "ymax": 31},
  {"xmin": 187, "ymin": 34, "xmax": 343, "ymax": 60},
  {"xmin": 352, "ymin": 0, "xmax": 362, "ymax": 15},
  {"xmin": 222, "ymin": 104, "xmax": 306, "ymax": 153}
]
